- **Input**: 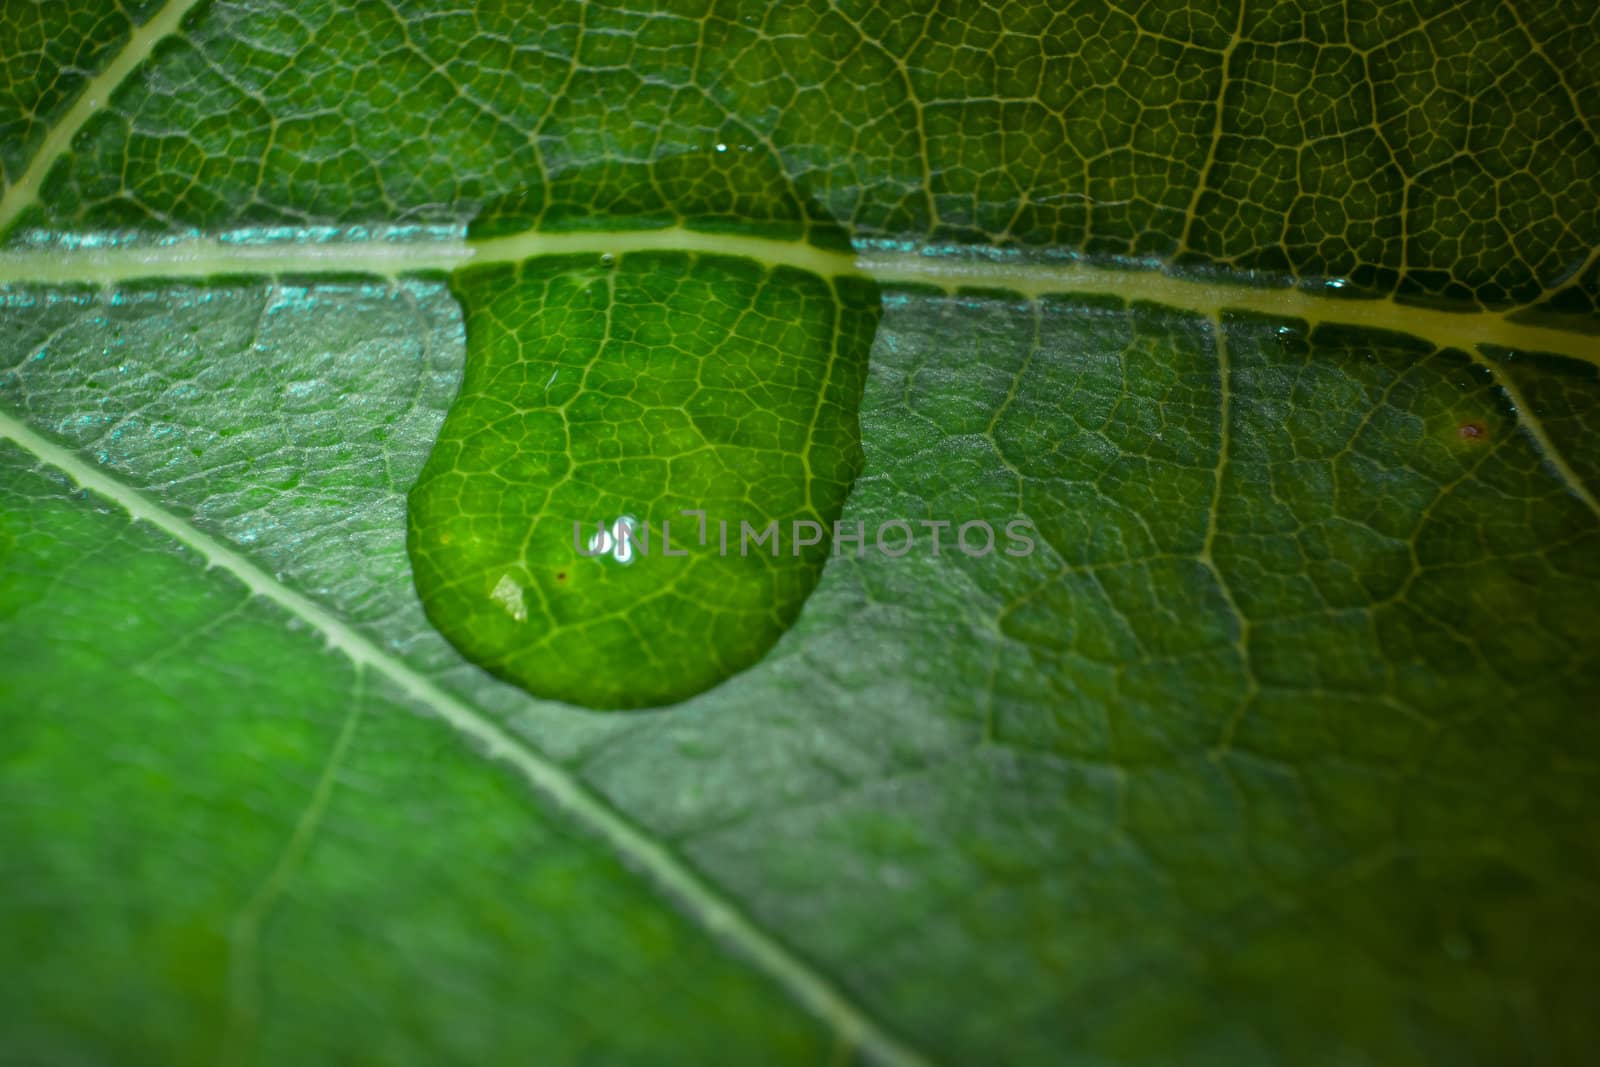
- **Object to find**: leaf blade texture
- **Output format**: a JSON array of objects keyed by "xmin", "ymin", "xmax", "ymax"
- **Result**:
[{"xmin": 1, "ymin": 1, "xmax": 1598, "ymax": 1065}]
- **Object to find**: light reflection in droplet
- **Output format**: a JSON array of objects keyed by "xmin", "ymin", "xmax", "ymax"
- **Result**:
[
  {"xmin": 586, "ymin": 515, "xmax": 639, "ymax": 565},
  {"xmin": 490, "ymin": 572, "xmax": 528, "ymax": 622}
]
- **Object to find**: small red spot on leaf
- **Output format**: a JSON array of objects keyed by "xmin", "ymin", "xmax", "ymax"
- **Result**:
[
  {"xmin": 1458, "ymin": 421, "xmax": 1486, "ymax": 440},
  {"xmin": 556, "ymin": 572, "xmax": 567, "ymax": 582}
]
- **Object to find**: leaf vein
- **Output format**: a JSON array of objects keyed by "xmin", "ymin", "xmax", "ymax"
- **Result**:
[
  {"xmin": 0, "ymin": 0, "xmax": 210, "ymax": 236},
  {"xmin": 0, "ymin": 408, "xmax": 934, "ymax": 1067}
]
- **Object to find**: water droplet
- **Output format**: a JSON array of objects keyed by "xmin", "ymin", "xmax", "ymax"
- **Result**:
[
  {"xmin": 408, "ymin": 250, "xmax": 878, "ymax": 709},
  {"xmin": 715, "ymin": 143, "xmax": 728, "ymax": 153}
]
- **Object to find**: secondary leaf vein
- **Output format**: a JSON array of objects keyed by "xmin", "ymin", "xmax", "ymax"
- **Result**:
[
  {"xmin": 0, "ymin": 408, "xmax": 934, "ymax": 1067},
  {"xmin": 0, "ymin": 0, "xmax": 209, "ymax": 235}
]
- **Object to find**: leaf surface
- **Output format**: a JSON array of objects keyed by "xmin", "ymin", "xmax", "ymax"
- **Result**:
[{"xmin": 2, "ymin": 2, "xmax": 1599, "ymax": 1065}]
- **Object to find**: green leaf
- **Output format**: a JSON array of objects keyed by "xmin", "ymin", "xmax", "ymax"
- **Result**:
[
  {"xmin": 0, "ymin": 438, "xmax": 832, "ymax": 1067},
  {"xmin": 2, "ymin": 2, "xmax": 1599, "ymax": 1065}
]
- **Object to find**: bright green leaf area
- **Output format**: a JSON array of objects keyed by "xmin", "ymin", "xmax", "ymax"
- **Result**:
[
  {"xmin": 410, "ymin": 252, "xmax": 878, "ymax": 709},
  {"xmin": 2, "ymin": 1, "xmax": 1600, "ymax": 1065}
]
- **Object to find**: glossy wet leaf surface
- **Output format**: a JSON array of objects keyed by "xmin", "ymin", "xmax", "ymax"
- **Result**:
[{"xmin": 2, "ymin": 2, "xmax": 1599, "ymax": 1065}]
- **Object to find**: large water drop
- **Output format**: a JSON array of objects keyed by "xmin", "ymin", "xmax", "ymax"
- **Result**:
[{"xmin": 408, "ymin": 249, "xmax": 878, "ymax": 709}]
